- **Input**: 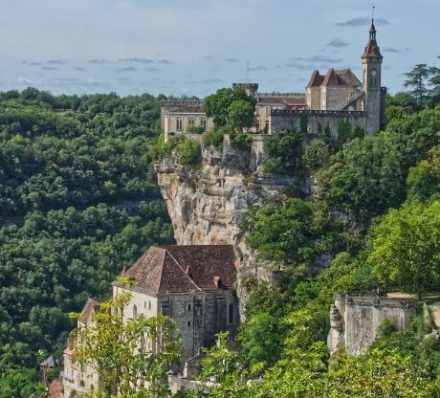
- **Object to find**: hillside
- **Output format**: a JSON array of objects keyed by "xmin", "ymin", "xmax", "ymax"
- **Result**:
[{"xmin": 0, "ymin": 89, "xmax": 174, "ymax": 391}]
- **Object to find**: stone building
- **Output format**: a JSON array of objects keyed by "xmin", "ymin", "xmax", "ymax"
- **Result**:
[
  {"xmin": 62, "ymin": 299, "xmax": 101, "ymax": 397},
  {"xmin": 161, "ymin": 100, "xmax": 214, "ymax": 136},
  {"xmin": 62, "ymin": 245, "xmax": 238, "ymax": 397},
  {"xmin": 114, "ymin": 245, "xmax": 239, "ymax": 361},
  {"xmin": 161, "ymin": 88, "xmax": 307, "ymax": 137},
  {"xmin": 162, "ymin": 20, "xmax": 385, "ymax": 137},
  {"xmin": 327, "ymin": 292, "xmax": 440, "ymax": 355},
  {"xmin": 272, "ymin": 20, "xmax": 385, "ymax": 135}
]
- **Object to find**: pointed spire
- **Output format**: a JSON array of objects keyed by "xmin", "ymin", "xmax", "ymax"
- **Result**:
[
  {"xmin": 362, "ymin": 8, "xmax": 382, "ymax": 61},
  {"xmin": 369, "ymin": 19, "xmax": 376, "ymax": 40}
]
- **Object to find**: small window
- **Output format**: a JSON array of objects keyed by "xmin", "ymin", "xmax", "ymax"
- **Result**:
[
  {"xmin": 188, "ymin": 117, "xmax": 195, "ymax": 127},
  {"xmin": 200, "ymin": 118, "xmax": 207, "ymax": 128},
  {"xmin": 187, "ymin": 320, "xmax": 191, "ymax": 327},
  {"xmin": 133, "ymin": 305, "xmax": 137, "ymax": 320},
  {"xmin": 176, "ymin": 116, "xmax": 183, "ymax": 131},
  {"xmin": 144, "ymin": 302, "xmax": 146, "ymax": 309},
  {"xmin": 148, "ymin": 301, "xmax": 151, "ymax": 310},
  {"xmin": 188, "ymin": 304, "xmax": 192, "ymax": 311}
]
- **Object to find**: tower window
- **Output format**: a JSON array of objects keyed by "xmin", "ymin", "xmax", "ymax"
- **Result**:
[
  {"xmin": 187, "ymin": 320, "xmax": 191, "ymax": 327},
  {"xmin": 188, "ymin": 304, "xmax": 192, "ymax": 311}
]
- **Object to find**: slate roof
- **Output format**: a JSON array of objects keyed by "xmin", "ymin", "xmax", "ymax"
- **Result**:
[
  {"xmin": 362, "ymin": 20, "xmax": 383, "ymax": 59},
  {"xmin": 122, "ymin": 245, "xmax": 237, "ymax": 295}
]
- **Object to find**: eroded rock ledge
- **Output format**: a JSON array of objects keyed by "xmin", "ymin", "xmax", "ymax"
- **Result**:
[{"xmin": 155, "ymin": 135, "xmax": 294, "ymax": 274}]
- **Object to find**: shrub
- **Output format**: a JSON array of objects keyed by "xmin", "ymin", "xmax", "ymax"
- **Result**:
[
  {"xmin": 203, "ymin": 128, "xmax": 224, "ymax": 149},
  {"xmin": 230, "ymin": 132, "xmax": 253, "ymax": 151},
  {"xmin": 176, "ymin": 137, "xmax": 202, "ymax": 166},
  {"xmin": 263, "ymin": 129, "xmax": 303, "ymax": 175},
  {"xmin": 187, "ymin": 125, "xmax": 205, "ymax": 134},
  {"xmin": 148, "ymin": 133, "xmax": 177, "ymax": 161},
  {"xmin": 303, "ymin": 139, "xmax": 331, "ymax": 171}
]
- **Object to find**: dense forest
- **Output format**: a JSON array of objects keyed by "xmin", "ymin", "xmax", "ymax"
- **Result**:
[{"xmin": 0, "ymin": 89, "xmax": 174, "ymax": 394}]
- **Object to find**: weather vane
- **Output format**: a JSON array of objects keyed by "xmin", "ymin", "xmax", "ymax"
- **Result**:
[{"xmin": 372, "ymin": 4, "xmax": 375, "ymax": 22}]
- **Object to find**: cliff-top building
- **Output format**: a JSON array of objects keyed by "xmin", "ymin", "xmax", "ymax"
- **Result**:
[{"xmin": 162, "ymin": 20, "xmax": 385, "ymax": 137}]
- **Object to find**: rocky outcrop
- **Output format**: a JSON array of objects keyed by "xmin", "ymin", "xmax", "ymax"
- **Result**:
[{"xmin": 155, "ymin": 135, "xmax": 295, "ymax": 278}]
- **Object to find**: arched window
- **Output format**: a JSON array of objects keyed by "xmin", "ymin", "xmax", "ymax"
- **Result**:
[{"xmin": 133, "ymin": 305, "xmax": 137, "ymax": 320}]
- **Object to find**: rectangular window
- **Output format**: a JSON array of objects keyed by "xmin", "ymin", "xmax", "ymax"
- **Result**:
[
  {"xmin": 176, "ymin": 117, "xmax": 183, "ymax": 131},
  {"xmin": 200, "ymin": 118, "xmax": 207, "ymax": 128},
  {"xmin": 188, "ymin": 117, "xmax": 195, "ymax": 127}
]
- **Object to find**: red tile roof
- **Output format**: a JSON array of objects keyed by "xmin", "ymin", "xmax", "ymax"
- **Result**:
[
  {"xmin": 307, "ymin": 70, "xmax": 324, "ymax": 88},
  {"xmin": 48, "ymin": 377, "xmax": 62, "ymax": 398},
  {"xmin": 309, "ymin": 68, "xmax": 361, "ymax": 88},
  {"xmin": 122, "ymin": 245, "xmax": 237, "ymax": 294}
]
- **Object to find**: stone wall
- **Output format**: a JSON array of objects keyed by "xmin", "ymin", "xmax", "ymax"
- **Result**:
[
  {"xmin": 328, "ymin": 293, "xmax": 419, "ymax": 355},
  {"xmin": 271, "ymin": 109, "xmax": 371, "ymax": 136}
]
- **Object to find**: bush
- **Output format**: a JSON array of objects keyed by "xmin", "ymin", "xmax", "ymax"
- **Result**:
[
  {"xmin": 303, "ymin": 139, "xmax": 331, "ymax": 171},
  {"xmin": 148, "ymin": 134, "xmax": 177, "ymax": 161},
  {"xmin": 187, "ymin": 125, "xmax": 205, "ymax": 134},
  {"xmin": 203, "ymin": 128, "xmax": 224, "ymax": 149},
  {"xmin": 263, "ymin": 129, "xmax": 303, "ymax": 175},
  {"xmin": 230, "ymin": 132, "xmax": 253, "ymax": 151},
  {"xmin": 177, "ymin": 138, "xmax": 202, "ymax": 166}
]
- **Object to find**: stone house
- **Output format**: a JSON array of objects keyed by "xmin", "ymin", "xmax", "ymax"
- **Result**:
[
  {"xmin": 114, "ymin": 245, "xmax": 239, "ymax": 361},
  {"xmin": 62, "ymin": 245, "xmax": 239, "ymax": 397},
  {"xmin": 62, "ymin": 299, "xmax": 101, "ymax": 397}
]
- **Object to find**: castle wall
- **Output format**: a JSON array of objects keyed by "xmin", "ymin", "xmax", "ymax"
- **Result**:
[
  {"xmin": 158, "ymin": 290, "xmax": 238, "ymax": 363},
  {"xmin": 328, "ymin": 293, "xmax": 418, "ymax": 355},
  {"xmin": 271, "ymin": 110, "xmax": 371, "ymax": 136},
  {"xmin": 324, "ymin": 86, "xmax": 357, "ymax": 110}
]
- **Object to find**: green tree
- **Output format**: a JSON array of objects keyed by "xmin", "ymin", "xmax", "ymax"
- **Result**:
[
  {"xmin": 0, "ymin": 367, "xmax": 40, "ymax": 398},
  {"xmin": 262, "ymin": 129, "xmax": 303, "ymax": 175},
  {"xmin": 73, "ymin": 293, "xmax": 181, "ymax": 397},
  {"xmin": 404, "ymin": 64, "xmax": 431, "ymax": 109},
  {"xmin": 406, "ymin": 145, "xmax": 440, "ymax": 201},
  {"xmin": 368, "ymin": 200, "xmax": 440, "ymax": 297},
  {"xmin": 204, "ymin": 87, "xmax": 256, "ymax": 130}
]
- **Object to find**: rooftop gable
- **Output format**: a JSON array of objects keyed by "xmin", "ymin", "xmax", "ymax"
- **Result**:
[{"xmin": 122, "ymin": 245, "xmax": 237, "ymax": 294}]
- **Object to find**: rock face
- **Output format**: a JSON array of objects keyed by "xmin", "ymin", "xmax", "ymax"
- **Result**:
[{"xmin": 156, "ymin": 135, "xmax": 295, "ymax": 280}]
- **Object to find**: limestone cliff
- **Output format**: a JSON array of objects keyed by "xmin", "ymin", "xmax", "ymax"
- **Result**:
[{"xmin": 155, "ymin": 135, "xmax": 295, "ymax": 276}]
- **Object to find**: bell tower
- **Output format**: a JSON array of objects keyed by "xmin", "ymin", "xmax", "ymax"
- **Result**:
[{"xmin": 362, "ymin": 18, "xmax": 384, "ymax": 132}]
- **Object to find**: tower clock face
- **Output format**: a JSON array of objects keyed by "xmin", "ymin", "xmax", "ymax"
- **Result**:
[{"xmin": 371, "ymin": 69, "xmax": 377, "ymax": 77}]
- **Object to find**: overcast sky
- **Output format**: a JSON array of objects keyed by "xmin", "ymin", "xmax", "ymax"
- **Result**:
[{"xmin": 0, "ymin": 0, "xmax": 438, "ymax": 97}]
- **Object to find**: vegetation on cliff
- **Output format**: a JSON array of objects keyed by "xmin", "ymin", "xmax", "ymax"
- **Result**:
[{"xmin": 0, "ymin": 90, "xmax": 173, "ymax": 393}]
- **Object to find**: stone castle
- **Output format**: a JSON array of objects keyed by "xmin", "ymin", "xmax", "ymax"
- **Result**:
[
  {"xmin": 61, "ymin": 21, "xmax": 390, "ymax": 397},
  {"xmin": 162, "ymin": 19, "xmax": 385, "ymax": 137}
]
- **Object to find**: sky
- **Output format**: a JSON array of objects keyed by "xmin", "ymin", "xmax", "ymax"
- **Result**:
[{"xmin": 0, "ymin": 0, "xmax": 438, "ymax": 98}]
